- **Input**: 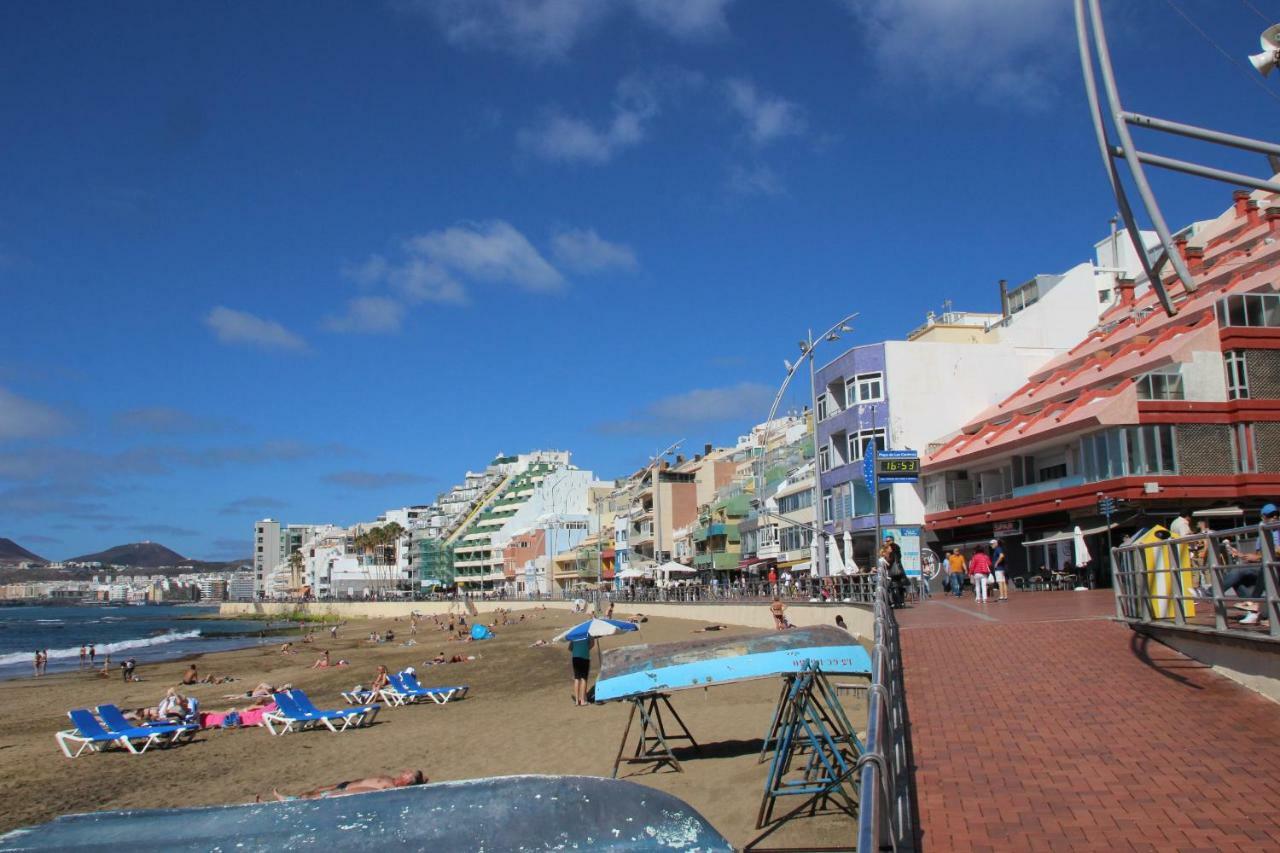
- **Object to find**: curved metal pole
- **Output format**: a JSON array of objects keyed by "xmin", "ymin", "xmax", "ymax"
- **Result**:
[
  {"xmin": 753, "ymin": 311, "xmax": 858, "ymax": 576},
  {"xmin": 1074, "ymin": 0, "xmax": 1175, "ymax": 316},
  {"xmin": 1085, "ymin": 0, "xmax": 1192, "ymax": 312}
]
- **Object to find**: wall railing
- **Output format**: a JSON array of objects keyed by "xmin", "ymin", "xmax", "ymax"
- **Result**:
[{"xmin": 1111, "ymin": 521, "xmax": 1279, "ymax": 639}]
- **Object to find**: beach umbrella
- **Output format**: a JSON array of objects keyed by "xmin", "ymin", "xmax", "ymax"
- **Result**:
[
  {"xmin": 842, "ymin": 531, "xmax": 861, "ymax": 573},
  {"xmin": 827, "ymin": 534, "xmax": 846, "ymax": 577},
  {"xmin": 1073, "ymin": 525, "xmax": 1093, "ymax": 590},
  {"xmin": 810, "ymin": 537, "xmax": 822, "ymax": 577},
  {"xmin": 552, "ymin": 618, "xmax": 640, "ymax": 643}
]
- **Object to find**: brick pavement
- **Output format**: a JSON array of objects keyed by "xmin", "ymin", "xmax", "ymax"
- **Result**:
[{"xmin": 897, "ymin": 590, "xmax": 1280, "ymax": 851}]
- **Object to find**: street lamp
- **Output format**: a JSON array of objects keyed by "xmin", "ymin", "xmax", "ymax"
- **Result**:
[{"xmin": 754, "ymin": 311, "xmax": 859, "ymax": 578}]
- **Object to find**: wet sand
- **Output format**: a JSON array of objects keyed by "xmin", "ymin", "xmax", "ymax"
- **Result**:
[{"xmin": 0, "ymin": 608, "xmax": 866, "ymax": 848}]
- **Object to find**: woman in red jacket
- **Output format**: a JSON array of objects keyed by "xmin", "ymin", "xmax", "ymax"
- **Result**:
[{"xmin": 968, "ymin": 545, "xmax": 993, "ymax": 603}]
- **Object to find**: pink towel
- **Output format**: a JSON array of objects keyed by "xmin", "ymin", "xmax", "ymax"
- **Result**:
[{"xmin": 238, "ymin": 702, "xmax": 276, "ymax": 727}]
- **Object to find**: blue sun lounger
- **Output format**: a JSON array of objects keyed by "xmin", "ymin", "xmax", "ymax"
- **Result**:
[
  {"xmin": 263, "ymin": 690, "xmax": 378, "ymax": 735},
  {"xmin": 400, "ymin": 672, "xmax": 468, "ymax": 705},
  {"xmin": 56, "ymin": 709, "xmax": 192, "ymax": 758},
  {"xmin": 97, "ymin": 704, "xmax": 198, "ymax": 745}
]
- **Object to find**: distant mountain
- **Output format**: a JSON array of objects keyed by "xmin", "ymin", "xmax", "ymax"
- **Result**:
[
  {"xmin": 0, "ymin": 538, "xmax": 48, "ymax": 565},
  {"xmin": 66, "ymin": 541, "xmax": 188, "ymax": 568}
]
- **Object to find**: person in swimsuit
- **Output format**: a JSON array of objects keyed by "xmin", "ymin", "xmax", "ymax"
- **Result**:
[{"xmin": 272, "ymin": 769, "xmax": 426, "ymax": 801}]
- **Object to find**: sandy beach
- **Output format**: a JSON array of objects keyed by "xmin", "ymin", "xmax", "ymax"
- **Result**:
[{"xmin": 0, "ymin": 607, "xmax": 866, "ymax": 848}]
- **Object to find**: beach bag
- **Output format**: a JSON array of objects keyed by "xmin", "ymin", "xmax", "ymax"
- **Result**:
[{"xmin": 221, "ymin": 711, "xmax": 240, "ymax": 728}]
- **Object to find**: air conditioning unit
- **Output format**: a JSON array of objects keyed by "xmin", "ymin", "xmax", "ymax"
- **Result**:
[{"xmin": 1143, "ymin": 482, "xmax": 1161, "ymax": 494}]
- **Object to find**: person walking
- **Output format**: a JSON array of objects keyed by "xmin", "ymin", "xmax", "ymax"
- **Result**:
[
  {"xmin": 33, "ymin": 650, "xmax": 41, "ymax": 678},
  {"xmin": 969, "ymin": 545, "xmax": 993, "ymax": 603},
  {"xmin": 991, "ymin": 538, "xmax": 1009, "ymax": 602},
  {"xmin": 947, "ymin": 549, "xmax": 966, "ymax": 597},
  {"xmin": 88, "ymin": 644, "xmax": 96, "ymax": 666},
  {"xmin": 569, "ymin": 635, "xmax": 594, "ymax": 706},
  {"xmin": 79, "ymin": 645, "xmax": 87, "ymax": 669}
]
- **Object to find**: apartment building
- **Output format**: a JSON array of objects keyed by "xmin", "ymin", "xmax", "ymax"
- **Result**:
[
  {"xmin": 253, "ymin": 519, "xmax": 320, "ymax": 598},
  {"xmin": 923, "ymin": 190, "xmax": 1280, "ymax": 579},
  {"xmin": 813, "ymin": 230, "xmax": 1153, "ymax": 570}
]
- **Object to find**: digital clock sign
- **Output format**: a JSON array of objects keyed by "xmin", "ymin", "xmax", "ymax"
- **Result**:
[
  {"xmin": 878, "ymin": 458, "xmax": 920, "ymax": 476},
  {"xmin": 864, "ymin": 447, "xmax": 921, "ymax": 489}
]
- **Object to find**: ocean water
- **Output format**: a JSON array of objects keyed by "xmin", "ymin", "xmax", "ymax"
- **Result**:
[{"xmin": 0, "ymin": 604, "xmax": 278, "ymax": 681}]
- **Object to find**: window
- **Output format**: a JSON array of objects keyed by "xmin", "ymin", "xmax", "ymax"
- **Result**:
[
  {"xmin": 822, "ymin": 490, "xmax": 833, "ymax": 523},
  {"xmin": 1231, "ymin": 423, "xmax": 1257, "ymax": 473},
  {"xmin": 851, "ymin": 428, "xmax": 886, "ymax": 460},
  {"xmin": 1007, "ymin": 281, "xmax": 1040, "ymax": 313},
  {"xmin": 777, "ymin": 490, "xmax": 813, "ymax": 514},
  {"xmin": 1098, "ymin": 289, "xmax": 1111, "ymax": 304},
  {"xmin": 855, "ymin": 372, "xmax": 884, "ymax": 404},
  {"xmin": 1037, "ymin": 463, "xmax": 1067, "ymax": 482},
  {"xmin": 1216, "ymin": 292, "xmax": 1280, "ymax": 328},
  {"xmin": 1079, "ymin": 426, "xmax": 1178, "ymax": 481},
  {"xmin": 816, "ymin": 394, "xmax": 829, "ymax": 421},
  {"xmin": 818, "ymin": 444, "xmax": 831, "ymax": 472},
  {"xmin": 1135, "ymin": 368, "xmax": 1184, "ymax": 401},
  {"xmin": 1226, "ymin": 351, "xmax": 1250, "ymax": 399},
  {"xmin": 780, "ymin": 525, "xmax": 811, "ymax": 552}
]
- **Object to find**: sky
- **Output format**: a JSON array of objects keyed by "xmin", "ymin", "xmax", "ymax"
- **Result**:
[{"xmin": 3, "ymin": 0, "xmax": 1280, "ymax": 561}]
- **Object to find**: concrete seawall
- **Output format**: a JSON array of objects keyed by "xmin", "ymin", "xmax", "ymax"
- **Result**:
[{"xmin": 219, "ymin": 600, "xmax": 875, "ymax": 638}]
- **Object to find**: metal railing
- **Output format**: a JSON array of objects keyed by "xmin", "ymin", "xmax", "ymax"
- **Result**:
[
  {"xmin": 1111, "ymin": 521, "xmax": 1279, "ymax": 639},
  {"xmin": 856, "ymin": 572, "xmax": 913, "ymax": 852}
]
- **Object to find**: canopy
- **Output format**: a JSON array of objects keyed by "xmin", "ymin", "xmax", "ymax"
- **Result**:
[
  {"xmin": 1022, "ymin": 522, "xmax": 1116, "ymax": 547},
  {"xmin": 616, "ymin": 568, "xmax": 647, "ymax": 579},
  {"xmin": 655, "ymin": 561, "xmax": 696, "ymax": 574},
  {"xmin": 552, "ymin": 618, "xmax": 640, "ymax": 643}
]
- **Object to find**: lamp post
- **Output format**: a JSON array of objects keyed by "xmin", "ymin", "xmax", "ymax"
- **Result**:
[{"xmin": 754, "ymin": 312, "xmax": 858, "ymax": 578}]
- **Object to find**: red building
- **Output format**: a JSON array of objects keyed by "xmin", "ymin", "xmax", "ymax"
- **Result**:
[{"xmin": 923, "ymin": 189, "xmax": 1280, "ymax": 578}]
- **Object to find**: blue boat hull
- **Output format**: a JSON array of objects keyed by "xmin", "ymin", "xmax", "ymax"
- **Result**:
[{"xmin": 595, "ymin": 626, "xmax": 871, "ymax": 703}]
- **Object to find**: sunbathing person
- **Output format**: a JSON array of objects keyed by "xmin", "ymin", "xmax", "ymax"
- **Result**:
[
  {"xmin": 183, "ymin": 664, "xmax": 233, "ymax": 685},
  {"xmin": 224, "ymin": 681, "xmax": 286, "ymax": 700},
  {"xmin": 430, "ymin": 651, "xmax": 447, "ymax": 665},
  {"xmin": 280, "ymin": 642, "xmax": 296, "ymax": 655},
  {"xmin": 692, "ymin": 624, "xmax": 729, "ymax": 633},
  {"xmin": 312, "ymin": 650, "xmax": 332, "ymax": 669},
  {"xmin": 370, "ymin": 665, "xmax": 391, "ymax": 693},
  {"xmin": 271, "ymin": 769, "xmax": 427, "ymax": 801}
]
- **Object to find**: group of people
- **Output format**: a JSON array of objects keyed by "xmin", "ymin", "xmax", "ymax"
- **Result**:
[
  {"xmin": 942, "ymin": 540, "xmax": 1010, "ymax": 603},
  {"xmin": 1175, "ymin": 503, "xmax": 1278, "ymax": 627}
]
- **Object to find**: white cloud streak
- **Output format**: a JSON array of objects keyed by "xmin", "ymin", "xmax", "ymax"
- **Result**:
[
  {"xmin": 551, "ymin": 228, "xmax": 638, "ymax": 273},
  {"xmin": 205, "ymin": 307, "xmax": 307, "ymax": 352},
  {"xmin": 843, "ymin": 0, "xmax": 1071, "ymax": 108},
  {"xmin": 323, "ymin": 296, "xmax": 406, "ymax": 334},
  {"xmin": 725, "ymin": 78, "xmax": 806, "ymax": 146},
  {"xmin": 0, "ymin": 388, "xmax": 70, "ymax": 442},
  {"xmin": 403, "ymin": 0, "xmax": 736, "ymax": 61},
  {"xmin": 596, "ymin": 381, "xmax": 774, "ymax": 435},
  {"xmin": 406, "ymin": 221, "xmax": 564, "ymax": 292}
]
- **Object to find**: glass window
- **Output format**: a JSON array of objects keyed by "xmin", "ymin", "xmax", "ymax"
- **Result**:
[
  {"xmin": 1159, "ymin": 425, "xmax": 1176, "ymax": 473},
  {"xmin": 1231, "ymin": 424, "xmax": 1257, "ymax": 473},
  {"xmin": 1218, "ymin": 292, "xmax": 1280, "ymax": 328},
  {"xmin": 822, "ymin": 491, "xmax": 833, "ymax": 523},
  {"xmin": 1226, "ymin": 351, "xmax": 1249, "ymax": 399},
  {"xmin": 817, "ymin": 394, "xmax": 829, "ymax": 421},
  {"xmin": 855, "ymin": 372, "xmax": 884, "ymax": 403},
  {"xmin": 852, "ymin": 428, "xmax": 886, "ymax": 460},
  {"xmin": 819, "ymin": 444, "xmax": 831, "ymax": 472}
]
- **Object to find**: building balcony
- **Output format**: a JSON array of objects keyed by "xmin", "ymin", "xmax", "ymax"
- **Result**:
[{"xmin": 692, "ymin": 552, "xmax": 740, "ymax": 570}]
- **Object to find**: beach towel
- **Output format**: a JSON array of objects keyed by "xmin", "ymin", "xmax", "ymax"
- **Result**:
[{"xmin": 470, "ymin": 624, "xmax": 493, "ymax": 640}]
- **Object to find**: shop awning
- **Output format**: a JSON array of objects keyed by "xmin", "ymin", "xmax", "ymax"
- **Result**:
[{"xmin": 1021, "ymin": 522, "xmax": 1116, "ymax": 547}]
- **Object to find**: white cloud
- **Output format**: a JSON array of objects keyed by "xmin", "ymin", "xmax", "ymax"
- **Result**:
[
  {"xmin": 518, "ymin": 68, "xmax": 699, "ymax": 165},
  {"xmin": 597, "ymin": 381, "xmax": 774, "ymax": 434},
  {"xmin": 551, "ymin": 228, "xmax": 638, "ymax": 273},
  {"xmin": 0, "ymin": 388, "xmax": 70, "ymax": 442},
  {"xmin": 725, "ymin": 78, "xmax": 805, "ymax": 146},
  {"xmin": 843, "ymin": 0, "xmax": 1070, "ymax": 108},
  {"xmin": 726, "ymin": 162, "xmax": 785, "ymax": 196},
  {"xmin": 323, "ymin": 296, "xmax": 406, "ymax": 334},
  {"xmin": 402, "ymin": 0, "xmax": 736, "ymax": 61},
  {"xmin": 407, "ymin": 220, "xmax": 564, "ymax": 292},
  {"xmin": 205, "ymin": 306, "xmax": 307, "ymax": 352},
  {"xmin": 631, "ymin": 0, "xmax": 733, "ymax": 39}
]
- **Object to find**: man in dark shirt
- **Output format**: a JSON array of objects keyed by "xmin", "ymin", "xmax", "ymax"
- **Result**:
[{"xmin": 991, "ymin": 539, "xmax": 1009, "ymax": 601}]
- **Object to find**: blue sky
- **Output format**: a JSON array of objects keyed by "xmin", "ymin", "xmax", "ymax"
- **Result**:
[{"xmin": 3, "ymin": 0, "xmax": 1279, "ymax": 560}]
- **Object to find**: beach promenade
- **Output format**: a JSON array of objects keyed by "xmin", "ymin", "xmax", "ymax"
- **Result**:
[{"xmin": 897, "ymin": 590, "xmax": 1280, "ymax": 851}]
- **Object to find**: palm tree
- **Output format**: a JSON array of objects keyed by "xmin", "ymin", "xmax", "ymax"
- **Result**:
[{"xmin": 287, "ymin": 549, "xmax": 305, "ymax": 594}]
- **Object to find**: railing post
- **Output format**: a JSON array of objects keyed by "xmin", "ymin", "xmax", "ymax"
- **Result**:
[{"xmin": 1259, "ymin": 522, "xmax": 1280, "ymax": 639}]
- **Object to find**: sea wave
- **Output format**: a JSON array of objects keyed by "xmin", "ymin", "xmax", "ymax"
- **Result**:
[{"xmin": 0, "ymin": 629, "xmax": 203, "ymax": 667}]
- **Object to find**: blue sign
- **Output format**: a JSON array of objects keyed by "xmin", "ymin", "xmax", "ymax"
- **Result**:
[{"xmin": 864, "ymin": 447, "xmax": 921, "ymax": 492}]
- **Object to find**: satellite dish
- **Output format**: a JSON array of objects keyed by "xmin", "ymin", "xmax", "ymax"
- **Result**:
[{"xmin": 1249, "ymin": 23, "xmax": 1280, "ymax": 76}]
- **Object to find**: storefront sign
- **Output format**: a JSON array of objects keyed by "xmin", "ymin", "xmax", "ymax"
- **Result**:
[{"xmin": 993, "ymin": 520, "xmax": 1022, "ymax": 537}]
